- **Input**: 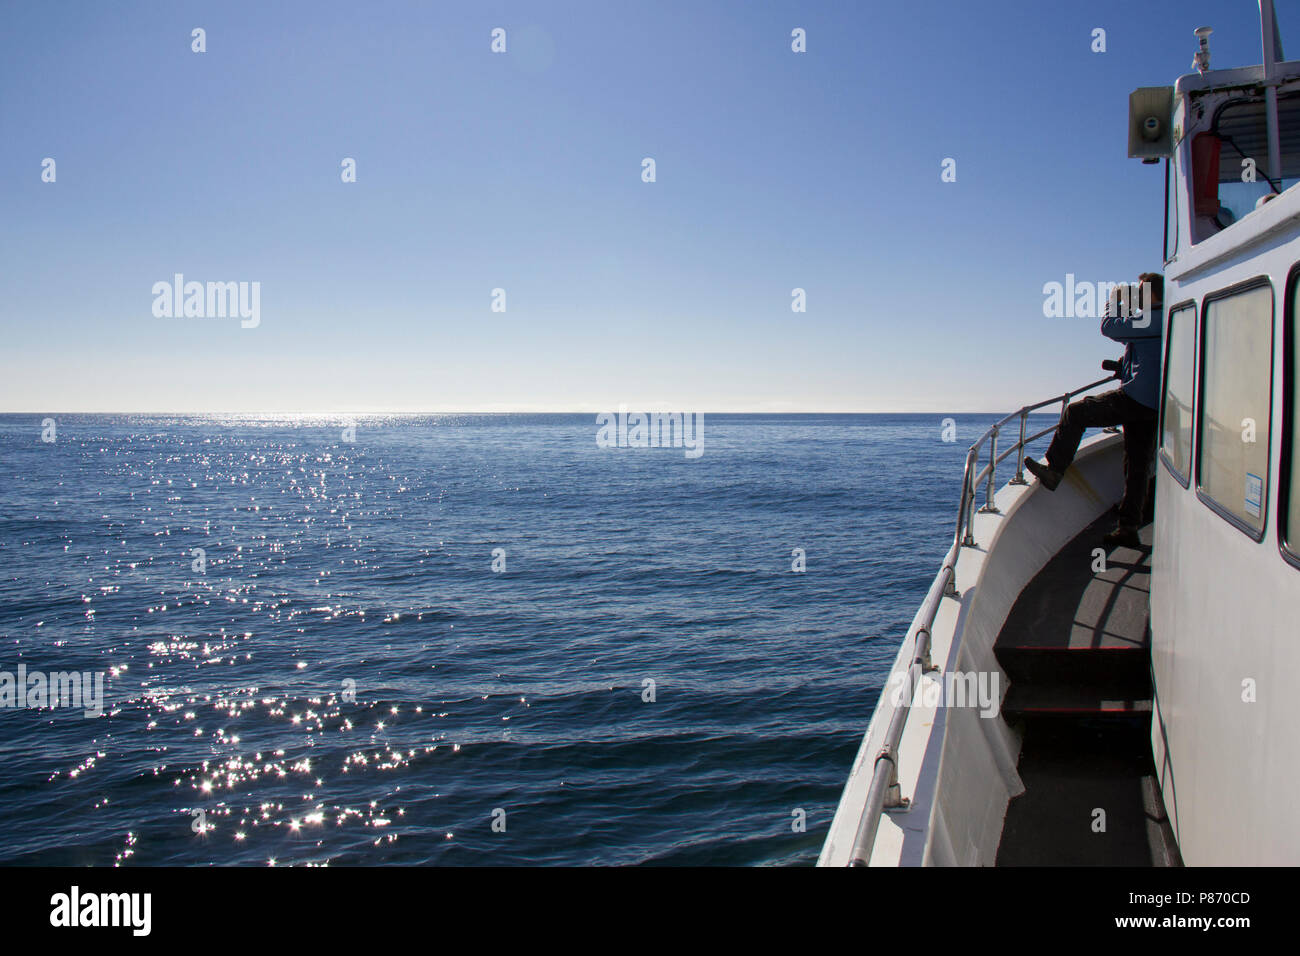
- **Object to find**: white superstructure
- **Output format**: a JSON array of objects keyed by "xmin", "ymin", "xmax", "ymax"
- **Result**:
[{"xmin": 822, "ymin": 2, "xmax": 1300, "ymax": 867}]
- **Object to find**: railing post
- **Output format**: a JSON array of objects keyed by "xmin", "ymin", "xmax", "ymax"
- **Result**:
[
  {"xmin": 877, "ymin": 744, "xmax": 908, "ymax": 810},
  {"xmin": 942, "ymin": 563, "xmax": 959, "ymax": 599},
  {"xmin": 961, "ymin": 455, "xmax": 978, "ymax": 547},
  {"xmin": 979, "ymin": 426, "xmax": 1000, "ymax": 514},
  {"xmin": 1010, "ymin": 410, "xmax": 1028, "ymax": 485}
]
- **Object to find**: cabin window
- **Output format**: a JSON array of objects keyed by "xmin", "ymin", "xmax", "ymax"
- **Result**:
[
  {"xmin": 1189, "ymin": 92, "xmax": 1300, "ymax": 242},
  {"xmin": 1285, "ymin": 275, "xmax": 1300, "ymax": 563},
  {"xmin": 1160, "ymin": 303, "xmax": 1195, "ymax": 484},
  {"xmin": 1196, "ymin": 281, "xmax": 1273, "ymax": 537}
]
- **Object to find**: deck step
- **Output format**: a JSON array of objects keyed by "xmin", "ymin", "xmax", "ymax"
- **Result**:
[
  {"xmin": 995, "ymin": 646, "xmax": 1152, "ymax": 699},
  {"xmin": 1003, "ymin": 683, "xmax": 1152, "ymax": 721},
  {"xmin": 996, "ymin": 722, "xmax": 1180, "ymax": 866}
]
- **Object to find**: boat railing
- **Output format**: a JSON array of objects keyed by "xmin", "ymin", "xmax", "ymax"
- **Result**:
[{"xmin": 845, "ymin": 374, "xmax": 1116, "ymax": 866}]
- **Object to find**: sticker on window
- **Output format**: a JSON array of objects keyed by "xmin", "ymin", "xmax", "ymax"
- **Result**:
[{"xmin": 1245, "ymin": 472, "xmax": 1263, "ymax": 519}]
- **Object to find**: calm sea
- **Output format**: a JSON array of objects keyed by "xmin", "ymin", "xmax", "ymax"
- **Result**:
[{"xmin": 0, "ymin": 413, "xmax": 1038, "ymax": 866}]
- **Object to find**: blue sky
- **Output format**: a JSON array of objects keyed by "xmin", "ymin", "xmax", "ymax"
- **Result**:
[{"xmin": 0, "ymin": 1, "xmax": 1289, "ymax": 413}]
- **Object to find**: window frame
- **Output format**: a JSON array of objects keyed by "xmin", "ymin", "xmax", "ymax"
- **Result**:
[
  {"xmin": 1279, "ymin": 263, "xmax": 1300, "ymax": 570},
  {"xmin": 1193, "ymin": 275, "xmax": 1275, "ymax": 542},
  {"xmin": 1158, "ymin": 298, "xmax": 1197, "ymax": 488},
  {"xmin": 1163, "ymin": 156, "xmax": 1174, "ymax": 263}
]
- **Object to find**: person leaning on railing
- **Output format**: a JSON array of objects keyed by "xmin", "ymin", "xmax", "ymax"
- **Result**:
[{"xmin": 1024, "ymin": 273, "xmax": 1164, "ymax": 550}]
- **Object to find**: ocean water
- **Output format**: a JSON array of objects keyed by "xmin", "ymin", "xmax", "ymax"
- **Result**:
[{"xmin": 0, "ymin": 413, "xmax": 1036, "ymax": 866}]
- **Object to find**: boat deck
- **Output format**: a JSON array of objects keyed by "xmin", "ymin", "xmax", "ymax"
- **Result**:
[{"xmin": 993, "ymin": 512, "xmax": 1181, "ymax": 866}]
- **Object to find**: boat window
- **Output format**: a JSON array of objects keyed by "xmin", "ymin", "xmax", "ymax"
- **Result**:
[
  {"xmin": 1164, "ymin": 155, "xmax": 1179, "ymax": 263},
  {"xmin": 1197, "ymin": 282, "xmax": 1273, "ymax": 537},
  {"xmin": 1190, "ymin": 93, "xmax": 1300, "ymax": 242},
  {"xmin": 1160, "ymin": 303, "xmax": 1195, "ymax": 484},
  {"xmin": 1286, "ymin": 277, "xmax": 1300, "ymax": 562}
]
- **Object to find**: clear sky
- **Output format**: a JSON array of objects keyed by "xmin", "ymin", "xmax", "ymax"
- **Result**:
[{"xmin": 0, "ymin": 1, "xmax": 1289, "ymax": 413}]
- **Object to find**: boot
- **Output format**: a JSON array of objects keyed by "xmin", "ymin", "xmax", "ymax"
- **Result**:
[{"xmin": 1023, "ymin": 457, "xmax": 1062, "ymax": 491}]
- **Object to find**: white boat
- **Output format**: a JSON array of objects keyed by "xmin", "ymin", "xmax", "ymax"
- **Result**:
[{"xmin": 820, "ymin": 1, "xmax": 1300, "ymax": 867}]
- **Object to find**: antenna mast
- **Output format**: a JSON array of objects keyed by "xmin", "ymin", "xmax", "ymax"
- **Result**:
[{"xmin": 1261, "ymin": 1, "xmax": 1284, "ymax": 186}]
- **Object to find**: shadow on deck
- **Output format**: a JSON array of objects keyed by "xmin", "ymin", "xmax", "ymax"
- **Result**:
[{"xmin": 993, "ymin": 510, "xmax": 1181, "ymax": 866}]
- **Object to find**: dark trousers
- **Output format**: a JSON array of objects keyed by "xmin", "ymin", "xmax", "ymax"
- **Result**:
[{"xmin": 1045, "ymin": 388, "xmax": 1157, "ymax": 528}]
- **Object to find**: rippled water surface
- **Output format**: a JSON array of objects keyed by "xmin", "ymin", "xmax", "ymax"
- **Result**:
[{"xmin": 0, "ymin": 413, "xmax": 1025, "ymax": 865}]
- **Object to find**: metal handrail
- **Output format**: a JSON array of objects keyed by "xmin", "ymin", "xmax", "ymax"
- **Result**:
[{"xmin": 846, "ymin": 374, "xmax": 1115, "ymax": 866}]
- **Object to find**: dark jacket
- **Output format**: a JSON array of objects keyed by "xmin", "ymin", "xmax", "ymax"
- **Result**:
[{"xmin": 1101, "ymin": 303, "xmax": 1164, "ymax": 409}]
